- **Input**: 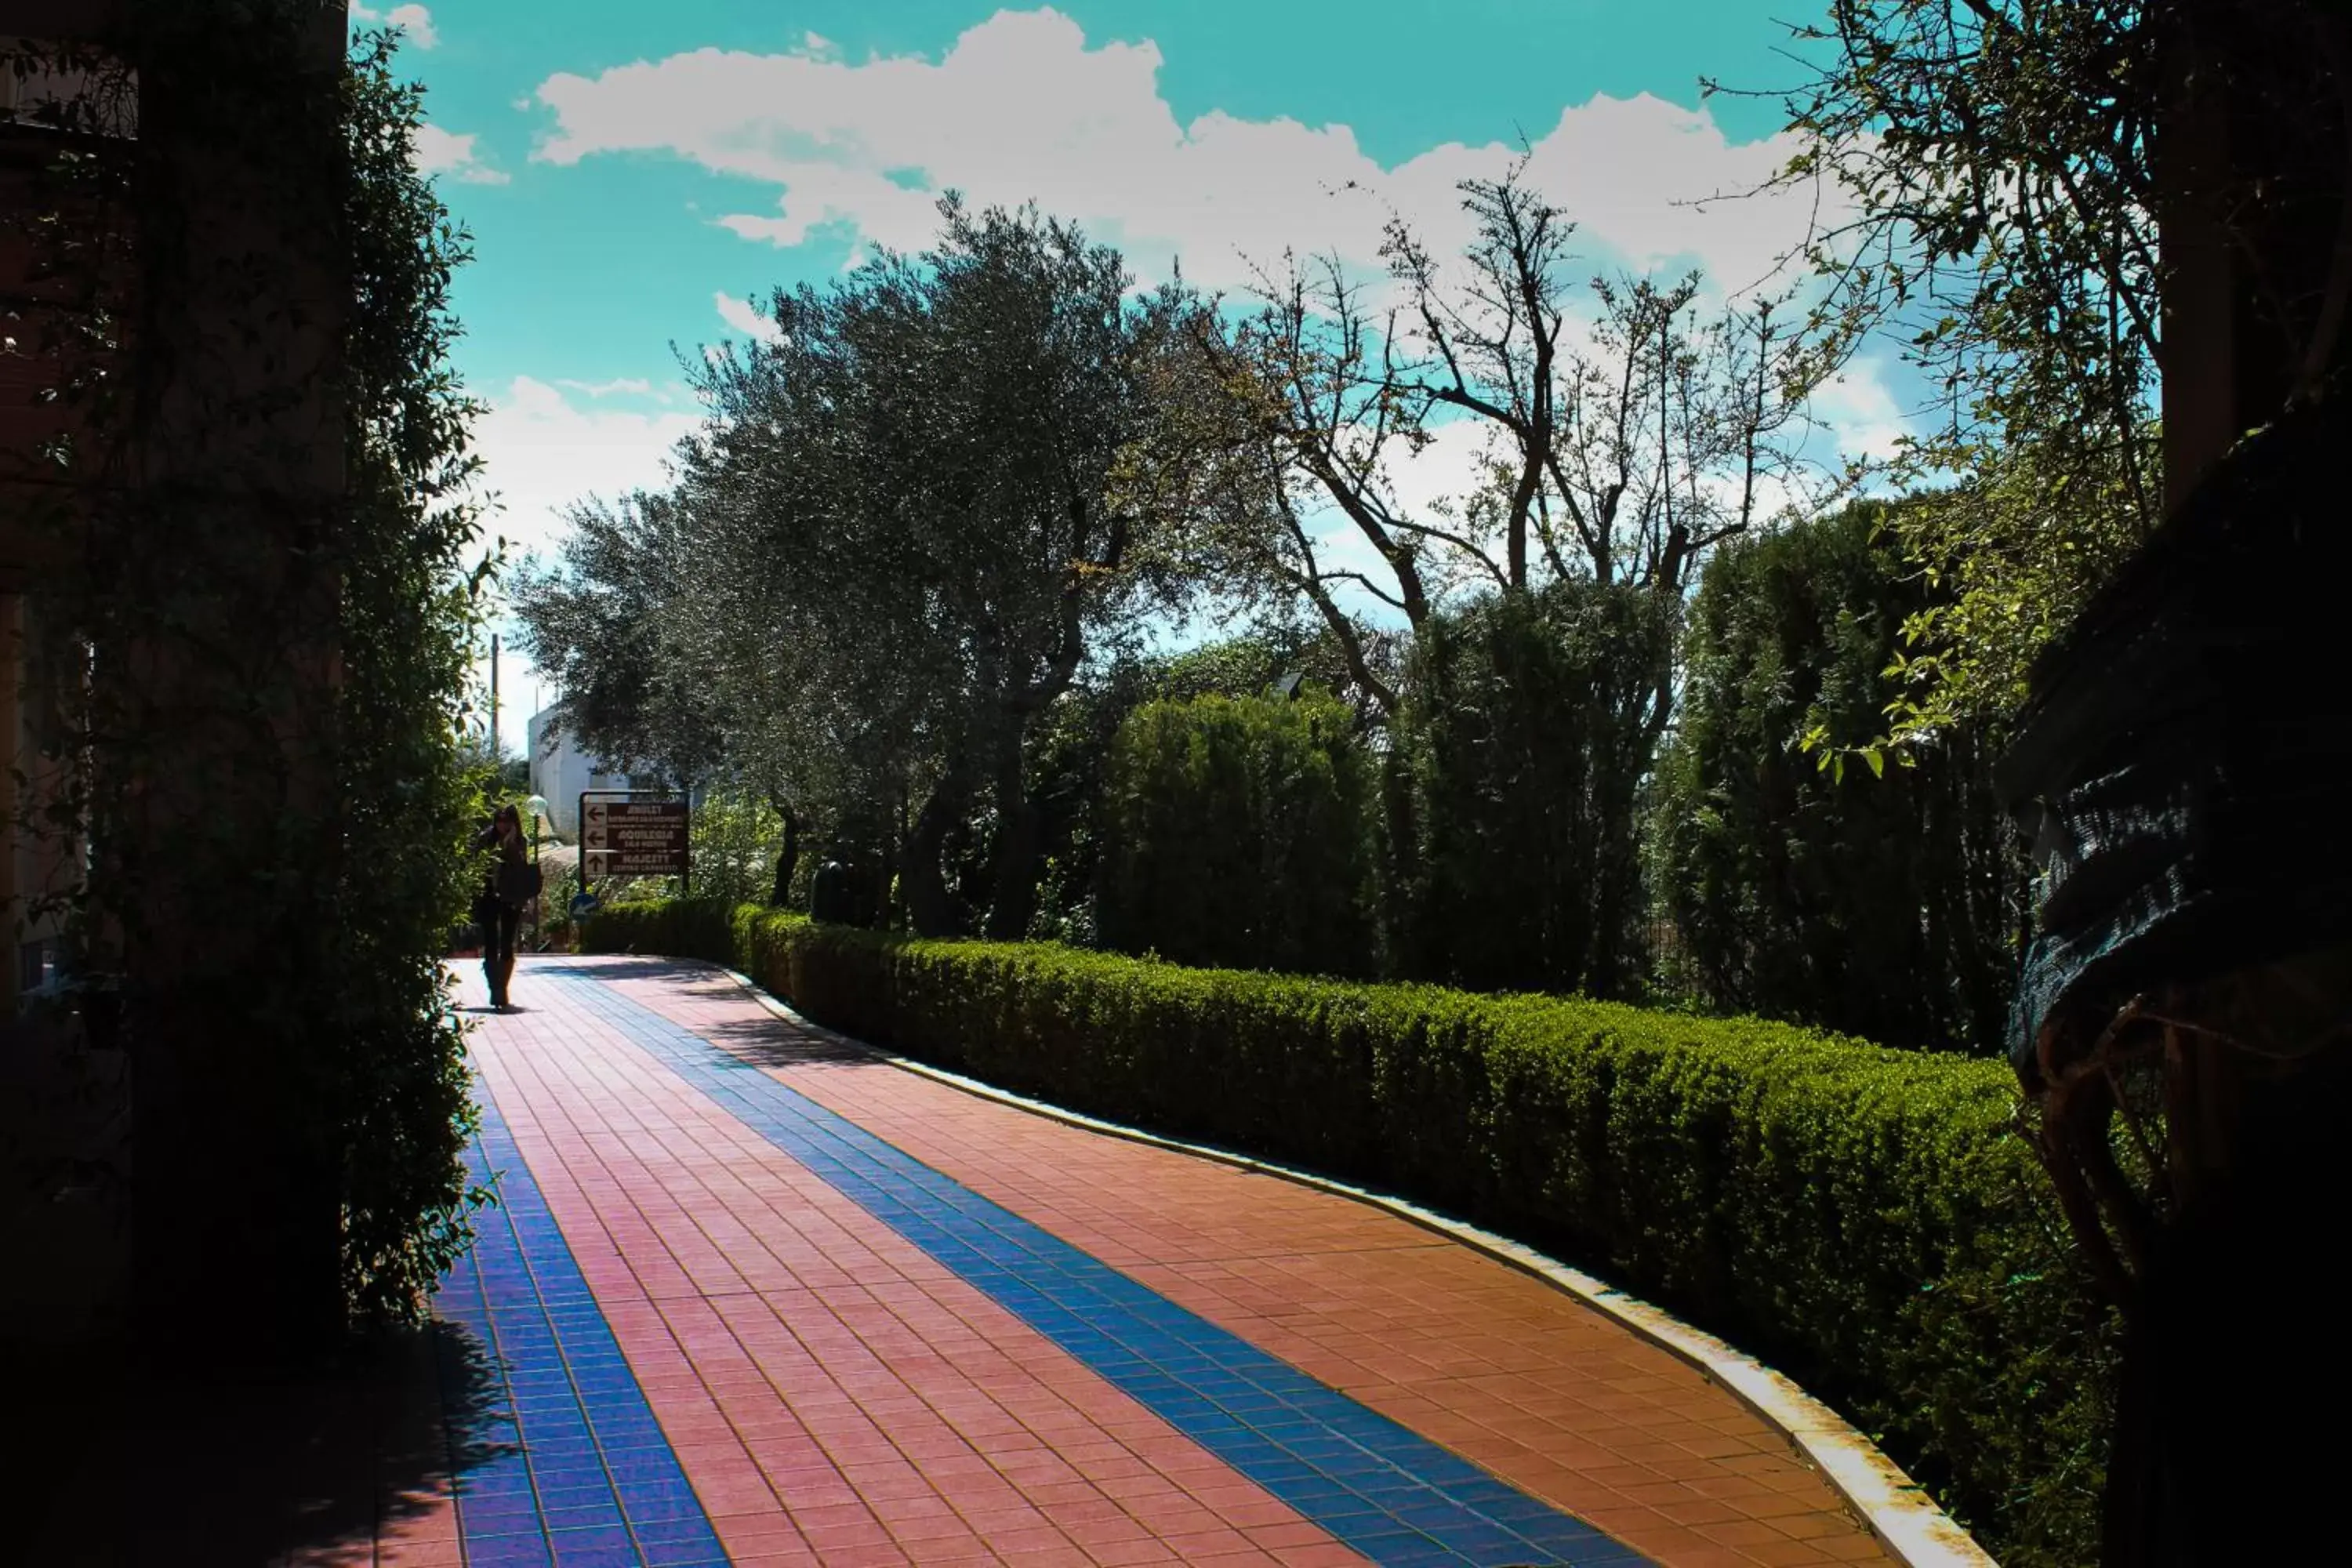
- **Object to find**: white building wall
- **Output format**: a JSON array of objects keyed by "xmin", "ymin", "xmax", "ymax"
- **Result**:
[{"xmin": 527, "ymin": 707, "xmax": 641, "ymax": 836}]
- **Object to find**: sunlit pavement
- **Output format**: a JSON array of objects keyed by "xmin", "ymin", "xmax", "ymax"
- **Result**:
[{"xmin": 386, "ymin": 955, "xmax": 1900, "ymax": 1567}]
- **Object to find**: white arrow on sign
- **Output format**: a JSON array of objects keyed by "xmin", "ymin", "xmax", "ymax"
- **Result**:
[{"xmin": 581, "ymin": 801, "xmax": 687, "ymax": 853}]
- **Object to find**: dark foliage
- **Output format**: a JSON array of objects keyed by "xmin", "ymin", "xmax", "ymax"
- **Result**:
[
  {"xmin": 1094, "ymin": 688, "xmax": 1380, "ymax": 977},
  {"xmin": 1396, "ymin": 583, "xmax": 1670, "ymax": 999},
  {"xmin": 1654, "ymin": 503, "xmax": 2025, "ymax": 1052}
]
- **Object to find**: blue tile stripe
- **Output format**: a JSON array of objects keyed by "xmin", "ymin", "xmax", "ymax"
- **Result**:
[
  {"xmin": 547, "ymin": 964, "xmax": 1654, "ymax": 1568},
  {"xmin": 434, "ymin": 1069, "xmax": 730, "ymax": 1568}
]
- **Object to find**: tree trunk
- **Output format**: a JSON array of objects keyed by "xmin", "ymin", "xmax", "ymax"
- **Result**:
[
  {"xmin": 768, "ymin": 798, "xmax": 800, "ymax": 907},
  {"xmin": 983, "ymin": 730, "xmax": 1042, "ymax": 941},
  {"xmin": 902, "ymin": 772, "xmax": 966, "ymax": 938}
]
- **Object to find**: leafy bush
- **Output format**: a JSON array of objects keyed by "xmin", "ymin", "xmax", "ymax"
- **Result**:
[
  {"xmin": 687, "ymin": 789, "xmax": 788, "ymax": 909},
  {"xmin": 327, "ymin": 31, "xmax": 492, "ymax": 1323},
  {"xmin": 586, "ymin": 898, "xmax": 2112, "ymax": 1565},
  {"xmin": 579, "ymin": 897, "xmax": 738, "ymax": 961},
  {"xmin": 1653, "ymin": 504, "xmax": 2025, "ymax": 1051},
  {"xmin": 1025, "ymin": 630, "xmax": 1375, "ymax": 948},
  {"xmin": 5, "ymin": 20, "xmax": 488, "ymax": 1338},
  {"xmin": 1095, "ymin": 689, "xmax": 1380, "ymax": 977}
]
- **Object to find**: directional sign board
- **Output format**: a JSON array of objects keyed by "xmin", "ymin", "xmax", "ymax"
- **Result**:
[{"xmin": 579, "ymin": 797, "xmax": 689, "ymax": 878}]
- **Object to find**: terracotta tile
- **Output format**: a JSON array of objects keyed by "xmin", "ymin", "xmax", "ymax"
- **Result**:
[
  {"xmin": 376, "ymin": 1545, "xmax": 465, "ymax": 1567},
  {"xmin": 449, "ymin": 958, "xmax": 1905, "ymax": 1568},
  {"xmin": 714, "ymin": 1515, "xmax": 809, "ymax": 1555},
  {"xmin": 1701, "ymin": 1516, "xmax": 1801, "ymax": 1549},
  {"xmin": 1087, "ymin": 1538, "xmax": 1184, "ymax": 1566},
  {"xmin": 1244, "ymin": 1519, "xmax": 1338, "ymax": 1551}
]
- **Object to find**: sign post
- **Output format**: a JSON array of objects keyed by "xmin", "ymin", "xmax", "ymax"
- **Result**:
[{"xmin": 576, "ymin": 791, "xmax": 691, "ymax": 904}]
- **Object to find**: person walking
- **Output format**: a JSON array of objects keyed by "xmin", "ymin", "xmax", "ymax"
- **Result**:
[{"xmin": 472, "ymin": 802, "xmax": 538, "ymax": 1011}]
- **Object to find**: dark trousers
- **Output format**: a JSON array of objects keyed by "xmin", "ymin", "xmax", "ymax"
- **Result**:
[{"xmin": 478, "ymin": 898, "xmax": 520, "ymax": 1004}]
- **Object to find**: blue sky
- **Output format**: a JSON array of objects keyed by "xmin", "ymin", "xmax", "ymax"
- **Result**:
[{"xmin": 359, "ymin": 3, "xmax": 1903, "ymax": 750}]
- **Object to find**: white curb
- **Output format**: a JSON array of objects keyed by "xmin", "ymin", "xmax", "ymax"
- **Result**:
[{"xmin": 677, "ymin": 958, "xmax": 1997, "ymax": 1568}]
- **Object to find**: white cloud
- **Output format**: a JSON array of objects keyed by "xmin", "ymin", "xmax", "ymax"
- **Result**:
[
  {"xmin": 413, "ymin": 124, "xmax": 510, "ymax": 185},
  {"xmin": 556, "ymin": 376, "xmax": 656, "ymax": 398},
  {"xmin": 511, "ymin": 5, "xmax": 1913, "ymax": 622},
  {"xmin": 1288, "ymin": 416, "xmax": 1503, "ymax": 622},
  {"xmin": 469, "ymin": 375, "xmax": 702, "ymax": 564},
  {"xmin": 529, "ymin": 8, "xmax": 1831, "ymax": 301},
  {"xmin": 1811, "ymin": 359, "xmax": 1914, "ymax": 468},
  {"xmin": 353, "ymin": 3, "xmax": 439, "ymax": 49},
  {"xmin": 714, "ymin": 290, "xmax": 785, "ymax": 344},
  {"xmin": 1378, "ymin": 418, "xmax": 1501, "ymax": 536},
  {"xmin": 467, "ymin": 375, "xmax": 702, "ymax": 750}
]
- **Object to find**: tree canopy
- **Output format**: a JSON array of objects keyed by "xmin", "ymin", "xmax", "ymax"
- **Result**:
[
  {"xmin": 1770, "ymin": 0, "xmax": 2350, "ymax": 746},
  {"xmin": 517, "ymin": 198, "xmax": 1246, "ymax": 935},
  {"xmin": 1191, "ymin": 162, "xmax": 1838, "ymax": 720},
  {"xmin": 1656, "ymin": 502, "xmax": 2022, "ymax": 1051}
]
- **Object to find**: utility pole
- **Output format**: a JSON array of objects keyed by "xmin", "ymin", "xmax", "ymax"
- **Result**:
[{"xmin": 489, "ymin": 630, "xmax": 500, "ymax": 765}]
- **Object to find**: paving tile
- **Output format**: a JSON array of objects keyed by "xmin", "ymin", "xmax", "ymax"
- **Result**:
[
  {"xmin": 377, "ymin": 1545, "xmax": 467, "ymax": 1567},
  {"xmin": 421, "ymin": 1074, "xmax": 732, "ymax": 1568},
  {"xmin": 443, "ymin": 956, "xmax": 1904, "ymax": 1567},
  {"xmin": 460, "ymin": 963, "xmax": 1350, "ymax": 1567}
]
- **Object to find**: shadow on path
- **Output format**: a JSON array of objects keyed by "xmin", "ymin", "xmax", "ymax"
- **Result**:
[
  {"xmin": 2, "ymin": 1319, "xmax": 509, "ymax": 1566},
  {"xmin": 532, "ymin": 955, "xmax": 725, "ymax": 986},
  {"xmin": 535, "ymin": 956, "xmax": 878, "ymax": 1067},
  {"xmin": 695, "ymin": 1012, "xmax": 876, "ymax": 1068}
]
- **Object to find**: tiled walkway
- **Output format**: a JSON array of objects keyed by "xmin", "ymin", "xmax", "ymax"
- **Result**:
[{"xmin": 406, "ymin": 955, "xmax": 1902, "ymax": 1567}]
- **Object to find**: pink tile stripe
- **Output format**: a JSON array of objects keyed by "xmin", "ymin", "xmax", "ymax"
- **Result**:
[{"xmin": 463, "ymin": 963, "xmax": 1361, "ymax": 1566}]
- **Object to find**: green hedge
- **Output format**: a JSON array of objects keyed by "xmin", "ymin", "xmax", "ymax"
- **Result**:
[
  {"xmin": 580, "ymin": 895, "xmax": 739, "ymax": 961},
  {"xmin": 585, "ymin": 898, "xmax": 2112, "ymax": 1565},
  {"xmin": 1096, "ymin": 688, "xmax": 1380, "ymax": 978},
  {"xmin": 1654, "ymin": 501, "xmax": 2023, "ymax": 1053},
  {"xmin": 1398, "ymin": 581, "xmax": 1670, "ymax": 998}
]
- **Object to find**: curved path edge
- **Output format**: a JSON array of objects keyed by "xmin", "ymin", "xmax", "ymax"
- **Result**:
[{"xmin": 700, "ymin": 959, "xmax": 1998, "ymax": 1568}]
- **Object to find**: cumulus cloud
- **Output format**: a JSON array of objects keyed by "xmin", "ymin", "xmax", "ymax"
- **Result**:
[
  {"xmin": 515, "ymin": 5, "xmax": 1911, "ymax": 586},
  {"xmin": 352, "ymin": 3, "xmax": 439, "ymax": 49},
  {"xmin": 714, "ymin": 290, "xmax": 785, "ymax": 344},
  {"xmin": 470, "ymin": 376, "xmax": 701, "ymax": 564},
  {"xmin": 1810, "ymin": 359, "xmax": 1915, "ymax": 468},
  {"xmin": 1289, "ymin": 416, "xmax": 1504, "ymax": 620},
  {"xmin": 555, "ymin": 376, "xmax": 656, "ymax": 398},
  {"xmin": 413, "ymin": 124, "xmax": 510, "ymax": 185},
  {"xmin": 530, "ymin": 7, "xmax": 1826, "ymax": 300}
]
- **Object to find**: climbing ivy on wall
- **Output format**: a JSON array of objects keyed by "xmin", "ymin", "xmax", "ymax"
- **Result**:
[
  {"xmin": 330, "ymin": 26, "xmax": 494, "ymax": 1324},
  {"xmin": 4, "ymin": 9, "xmax": 488, "ymax": 1336}
]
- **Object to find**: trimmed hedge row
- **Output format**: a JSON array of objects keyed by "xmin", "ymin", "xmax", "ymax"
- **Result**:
[
  {"xmin": 1097, "ymin": 688, "xmax": 1380, "ymax": 978},
  {"xmin": 585, "ymin": 899, "xmax": 2113, "ymax": 1565}
]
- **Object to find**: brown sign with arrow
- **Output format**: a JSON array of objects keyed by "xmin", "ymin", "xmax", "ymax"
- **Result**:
[{"xmin": 579, "ymin": 797, "xmax": 689, "ymax": 877}]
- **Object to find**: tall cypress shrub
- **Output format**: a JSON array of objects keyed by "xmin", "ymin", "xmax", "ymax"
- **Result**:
[
  {"xmin": 1095, "ymin": 690, "xmax": 1378, "ymax": 976},
  {"xmin": 1397, "ymin": 582, "xmax": 1670, "ymax": 998},
  {"xmin": 1653, "ymin": 503, "xmax": 2024, "ymax": 1051}
]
